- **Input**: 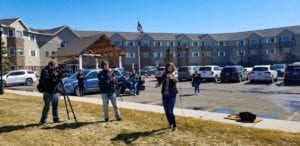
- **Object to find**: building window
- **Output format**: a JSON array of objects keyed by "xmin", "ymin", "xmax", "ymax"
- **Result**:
[
  {"xmin": 218, "ymin": 51, "xmax": 226, "ymax": 57},
  {"xmin": 204, "ymin": 41, "xmax": 212, "ymax": 46},
  {"xmin": 281, "ymin": 36, "xmax": 291, "ymax": 42},
  {"xmin": 192, "ymin": 52, "xmax": 200, "ymax": 57},
  {"xmin": 236, "ymin": 50, "xmax": 246, "ymax": 56},
  {"xmin": 45, "ymin": 51, "xmax": 50, "ymax": 57},
  {"xmin": 126, "ymin": 52, "xmax": 135, "ymax": 58},
  {"xmin": 61, "ymin": 40, "xmax": 69, "ymax": 47},
  {"xmin": 8, "ymin": 30, "xmax": 14, "ymax": 37},
  {"xmin": 167, "ymin": 41, "xmax": 175, "ymax": 47},
  {"xmin": 237, "ymin": 40, "xmax": 245, "ymax": 46},
  {"xmin": 201, "ymin": 52, "xmax": 206, "ymax": 56},
  {"xmin": 154, "ymin": 52, "xmax": 163, "ymax": 58},
  {"xmin": 29, "ymin": 33, "xmax": 36, "ymax": 41},
  {"xmin": 142, "ymin": 52, "xmax": 150, "ymax": 58},
  {"xmin": 15, "ymin": 30, "xmax": 23, "ymax": 38},
  {"xmin": 192, "ymin": 41, "xmax": 199, "ymax": 47},
  {"xmin": 9, "ymin": 48, "xmax": 15, "ymax": 56},
  {"xmin": 30, "ymin": 50, "xmax": 36, "ymax": 57},
  {"xmin": 218, "ymin": 42, "xmax": 225, "ymax": 47},
  {"xmin": 250, "ymin": 39, "xmax": 259, "ymax": 45},
  {"xmin": 266, "ymin": 49, "xmax": 275, "ymax": 54},
  {"xmin": 178, "ymin": 41, "xmax": 188, "ymax": 47},
  {"xmin": 142, "ymin": 40, "xmax": 150, "ymax": 46},
  {"xmin": 154, "ymin": 41, "xmax": 161, "ymax": 47},
  {"xmin": 114, "ymin": 40, "xmax": 121, "ymax": 46},
  {"xmin": 126, "ymin": 41, "xmax": 134, "ymax": 46},
  {"xmin": 17, "ymin": 48, "xmax": 24, "ymax": 56},
  {"xmin": 10, "ymin": 66, "xmax": 16, "ymax": 70},
  {"xmin": 266, "ymin": 37, "xmax": 275, "ymax": 43}
]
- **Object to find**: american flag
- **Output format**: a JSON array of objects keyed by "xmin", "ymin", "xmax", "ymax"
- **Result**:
[{"xmin": 137, "ymin": 21, "xmax": 143, "ymax": 33}]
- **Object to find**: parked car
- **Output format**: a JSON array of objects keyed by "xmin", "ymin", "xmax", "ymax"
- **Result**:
[
  {"xmin": 199, "ymin": 65, "xmax": 222, "ymax": 82},
  {"xmin": 140, "ymin": 66, "xmax": 157, "ymax": 76},
  {"xmin": 220, "ymin": 66, "xmax": 248, "ymax": 83},
  {"xmin": 63, "ymin": 69, "xmax": 125, "ymax": 96},
  {"xmin": 284, "ymin": 64, "xmax": 300, "ymax": 85},
  {"xmin": 1, "ymin": 70, "xmax": 37, "ymax": 86},
  {"xmin": 178, "ymin": 66, "xmax": 196, "ymax": 81},
  {"xmin": 155, "ymin": 67, "xmax": 165, "ymax": 80},
  {"xmin": 249, "ymin": 65, "xmax": 278, "ymax": 83},
  {"xmin": 271, "ymin": 64, "xmax": 286, "ymax": 77}
]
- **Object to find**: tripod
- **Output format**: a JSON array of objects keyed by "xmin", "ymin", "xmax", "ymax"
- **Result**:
[{"xmin": 59, "ymin": 79, "xmax": 78, "ymax": 127}]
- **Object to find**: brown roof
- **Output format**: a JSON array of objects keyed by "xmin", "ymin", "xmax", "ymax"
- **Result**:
[
  {"xmin": 0, "ymin": 18, "xmax": 19, "ymax": 26},
  {"xmin": 53, "ymin": 34, "xmax": 125, "ymax": 58}
]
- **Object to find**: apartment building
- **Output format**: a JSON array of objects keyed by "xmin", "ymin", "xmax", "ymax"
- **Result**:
[{"xmin": 0, "ymin": 18, "xmax": 79, "ymax": 72}]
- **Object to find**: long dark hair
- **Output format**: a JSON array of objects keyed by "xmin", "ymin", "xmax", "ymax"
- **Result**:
[{"xmin": 165, "ymin": 62, "xmax": 176, "ymax": 74}]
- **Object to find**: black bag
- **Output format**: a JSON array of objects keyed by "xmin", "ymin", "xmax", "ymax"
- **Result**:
[
  {"xmin": 37, "ymin": 80, "xmax": 44, "ymax": 93},
  {"xmin": 239, "ymin": 112, "xmax": 256, "ymax": 122}
]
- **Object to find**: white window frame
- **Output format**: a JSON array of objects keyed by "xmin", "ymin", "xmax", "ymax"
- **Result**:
[
  {"xmin": 126, "ymin": 52, "xmax": 136, "ymax": 58},
  {"xmin": 237, "ymin": 40, "xmax": 245, "ymax": 46},
  {"xmin": 154, "ymin": 52, "xmax": 163, "ymax": 58},
  {"xmin": 15, "ymin": 30, "xmax": 23, "ymax": 38},
  {"xmin": 126, "ymin": 41, "xmax": 135, "ymax": 46},
  {"xmin": 218, "ymin": 51, "xmax": 226, "ymax": 57},
  {"xmin": 192, "ymin": 41, "xmax": 198, "ymax": 47},
  {"xmin": 218, "ymin": 41, "xmax": 226, "ymax": 47},
  {"xmin": 29, "ymin": 33, "xmax": 36, "ymax": 41},
  {"xmin": 192, "ymin": 52, "xmax": 200, "ymax": 57},
  {"xmin": 16, "ymin": 48, "xmax": 24, "ymax": 56},
  {"xmin": 9, "ymin": 47, "xmax": 15, "ymax": 56},
  {"xmin": 236, "ymin": 50, "xmax": 246, "ymax": 56},
  {"xmin": 266, "ymin": 37, "xmax": 275, "ymax": 43},
  {"xmin": 45, "ymin": 51, "xmax": 50, "ymax": 57},
  {"xmin": 153, "ymin": 41, "xmax": 162, "ymax": 47},
  {"xmin": 30, "ymin": 50, "xmax": 36, "ymax": 57},
  {"xmin": 8, "ymin": 29, "xmax": 14, "ymax": 37}
]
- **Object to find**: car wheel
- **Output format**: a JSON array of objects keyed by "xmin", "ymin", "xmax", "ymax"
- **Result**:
[
  {"xmin": 74, "ymin": 86, "xmax": 82, "ymax": 96},
  {"xmin": 25, "ymin": 78, "xmax": 33, "ymax": 86},
  {"xmin": 250, "ymin": 80, "xmax": 254, "ymax": 84}
]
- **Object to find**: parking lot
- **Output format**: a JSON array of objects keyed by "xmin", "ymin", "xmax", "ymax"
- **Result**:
[{"xmin": 6, "ymin": 77, "xmax": 300, "ymax": 121}]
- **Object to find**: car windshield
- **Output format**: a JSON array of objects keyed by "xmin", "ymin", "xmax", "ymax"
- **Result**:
[
  {"xmin": 223, "ymin": 67, "xmax": 236, "ymax": 72},
  {"xmin": 178, "ymin": 67, "xmax": 188, "ymax": 71},
  {"xmin": 68, "ymin": 70, "xmax": 90, "ymax": 79},
  {"xmin": 253, "ymin": 67, "xmax": 268, "ymax": 71},
  {"xmin": 200, "ymin": 67, "xmax": 212, "ymax": 71}
]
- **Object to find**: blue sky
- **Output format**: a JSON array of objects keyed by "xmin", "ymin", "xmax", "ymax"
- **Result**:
[{"xmin": 1, "ymin": 0, "xmax": 300, "ymax": 33}]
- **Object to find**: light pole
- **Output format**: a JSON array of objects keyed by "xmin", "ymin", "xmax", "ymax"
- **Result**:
[
  {"xmin": 0, "ymin": 27, "xmax": 4, "ymax": 94},
  {"xmin": 239, "ymin": 51, "xmax": 243, "ymax": 66}
]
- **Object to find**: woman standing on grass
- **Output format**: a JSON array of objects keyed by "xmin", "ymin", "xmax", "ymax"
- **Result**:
[
  {"xmin": 155, "ymin": 62, "xmax": 178, "ymax": 132},
  {"xmin": 192, "ymin": 71, "xmax": 201, "ymax": 95}
]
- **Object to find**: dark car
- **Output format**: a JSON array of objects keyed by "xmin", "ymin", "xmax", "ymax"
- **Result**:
[
  {"xmin": 221, "ymin": 66, "xmax": 248, "ymax": 83},
  {"xmin": 178, "ymin": 66, "xmax": 196, "ymax": 81},
  {"xmin": 272, "ymin": 64, "xmax": 286, "ymax": 77},
  {"xmin": 140, "ymin": 66, "xmax": 157, "ymax": 76},
  {"xmin": 284, "ymin": 64, "xmax": 300, "ymax": 85}
]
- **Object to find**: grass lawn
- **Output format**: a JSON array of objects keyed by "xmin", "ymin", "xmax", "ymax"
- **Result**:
[{"xmin": 0, "ymin": 93, "xmax": 300, "ymax": 146}]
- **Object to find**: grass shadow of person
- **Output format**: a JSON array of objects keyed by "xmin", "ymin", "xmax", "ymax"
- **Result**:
[
  {"xmin": 0, "ymin": 123, "xmax": 38, "ymax": 134},
  {"xmin": 111, "ymin": 128, "xmax": 168, "ymax": 145},
  {"xmin": 41, "ymin": 121, "xmax": 106, "ymax": 130}
]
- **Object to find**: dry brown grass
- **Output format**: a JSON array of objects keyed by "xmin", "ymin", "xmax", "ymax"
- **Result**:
[{"xmin": 0, "ymin": 93, "xmax": 300, "ymax": 146}]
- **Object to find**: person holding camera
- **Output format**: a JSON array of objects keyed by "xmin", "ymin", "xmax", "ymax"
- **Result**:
[
  {"xmin": 39, "ymin": 60, "xmax": 61, "ymax": 126},
  {"xmin": 155, "ymin": 62, "xmax": 178, "ymax": 132},
  {"xmin": 129, "ymin": 69, "xmax": 139, "ymax": 96},
  {"xmin": 97, "ymin": 61, "xmax": 122, "ymax": 122},
  {"xmin": 77, "ymin": 69, "xmax": 85, "ymax": 96}
]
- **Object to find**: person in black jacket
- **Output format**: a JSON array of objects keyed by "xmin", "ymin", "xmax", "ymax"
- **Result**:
[
  {"xmin": 39, "ymin": 60, "xmax": 61, "ymax": 126},
  {"xmin": 192, "ymin": 71, "xmax": 201, "ymax": 95},
  {"xmin": 129, "ymin": 69, "xmax": 139, "ymax": 96},
  {"xmin": 97, "ymin": 61, "xmax": 122, "ymax": 122},
  {"xmin": 155, "ymin": 62, "xmax": 178, "ymax": 132},
  {"xmin": 77, "ymin": 69, "xmax": 85, "ymax": 96}
]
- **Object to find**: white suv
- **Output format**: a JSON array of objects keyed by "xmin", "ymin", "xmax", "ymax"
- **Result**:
[
  {"xmin": 2, "ymin": 70, "xmax": 37, "ymax": 86},
  {"xmin": 249, "ymin": 65, "xmax": 278, "ymax": 83},
  {"xmin": 199, "ymin": 65, "xmax": 222, "ymax": 82}
]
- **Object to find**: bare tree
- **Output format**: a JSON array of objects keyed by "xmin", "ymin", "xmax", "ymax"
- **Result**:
[
  {"xmin": 229, "ymin": 49, "xmax": 241, "ymax": 65},
  {"xmin": 268, "ymin": 50, "xmax": 287, "ymax": 63}
]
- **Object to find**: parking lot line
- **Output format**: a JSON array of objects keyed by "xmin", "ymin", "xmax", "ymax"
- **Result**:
[
  {"xmin": 205, "ymin": 98, "xmax": 246, "ymax": 112},
  {"xmin": 288, "ymin": 111, "xmax": 299, "ymax": 121}
]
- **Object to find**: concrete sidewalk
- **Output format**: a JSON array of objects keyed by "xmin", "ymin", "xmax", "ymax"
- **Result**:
[{"xmin": 4, "ymin": 89, "xmax": 300, "ymax": 133}]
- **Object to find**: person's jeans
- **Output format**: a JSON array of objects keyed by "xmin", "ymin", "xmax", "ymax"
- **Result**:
[
  {"xmin": 101, "ymin": 93, "xmax": 121, "ymax": 120},
  {"xmin": 40, "ymin": 92, "xmax": 59, "ymax": 124},
  {"xmin": 162, "ymin": 93, "xmax": 177, "ymax": 128},
  {"xmin": 194, "ymin": 83, "xmax": 200, "ymax": 94},
  {"xmin": 130, "ymin": 82, "xmax": 138, "ymax": 94}
]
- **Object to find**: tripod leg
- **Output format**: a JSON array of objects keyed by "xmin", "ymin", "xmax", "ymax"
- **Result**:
[
  {"xmin": 66, "ymin": 94, "xmax": 78, "ymax": 127},
  {"xmin": 63, "ymin": 95, "xmax": 70, "ymax": 120}
]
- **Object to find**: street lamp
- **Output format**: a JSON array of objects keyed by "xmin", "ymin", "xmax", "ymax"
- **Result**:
[{"xmin": 0, "ymin": 27, "xmax": 4, "ymax": 94}]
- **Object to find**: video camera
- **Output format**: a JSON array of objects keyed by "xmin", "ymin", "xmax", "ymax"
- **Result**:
[{"xmin": 53, "ymin": 65, "xmax": 69, "ymax": 79}]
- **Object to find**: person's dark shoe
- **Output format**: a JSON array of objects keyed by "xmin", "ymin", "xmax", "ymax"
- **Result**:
[
  {"xmin": 54, "ymin": 120, "xmax": 63, "ymax": 123},
  {"xmin": 172, "ymin": 127, "xmax": 177, "ymax": 132},
  {"xmin": 117, "ymin": 118, "xmax": 122, "ymax": 121},
  {"xmin": 105, "ymin": 118, "xmax": 109, "ymax": 122},
  {"xmin": 38, "ymin": 122, "xmax": 47, "ymax": 127}
]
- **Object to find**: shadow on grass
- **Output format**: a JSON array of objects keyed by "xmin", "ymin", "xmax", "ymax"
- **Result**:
[
  {"xmin": 41, "ymin": 121, "xmax": 106, "ymax": 130},
  {"xmin": 111, "ymin": 128, "xmax": 168, "ymax": 145},
  {"xmin": 0, "ymin": 123, "xmax": 38, "ymax": 134}
]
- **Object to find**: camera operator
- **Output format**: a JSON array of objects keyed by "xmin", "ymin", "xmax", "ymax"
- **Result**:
[
  {"xmin": 39, "ymin": 60, "xmax": 61, "ymax": 126},
  {"xmin": 155, "ymin": 62, "xmax": 178, "ymax": 132},
  {"xmin": 97, "ymin": 61, "xmax": 122, "ymax": 122}
]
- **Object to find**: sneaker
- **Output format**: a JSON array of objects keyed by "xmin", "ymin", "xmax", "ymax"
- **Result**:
[
  {"xmin": 172, "ymin": 127, "xmax": 177, "ymax": 132},
  {"xmin": 54, "ymin": 120, "xmax": 63, "ymax": 123},
  {"xmin": 117, "ymin": 117, "xmax": 122, "ymax": 121},
  {"xmin": 169, "ymin": 124, "xmax": 173, "ymax": 128},
  {"xmin": 105, "ymin": 118, "xmax": 109, "ymax": 122}
]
